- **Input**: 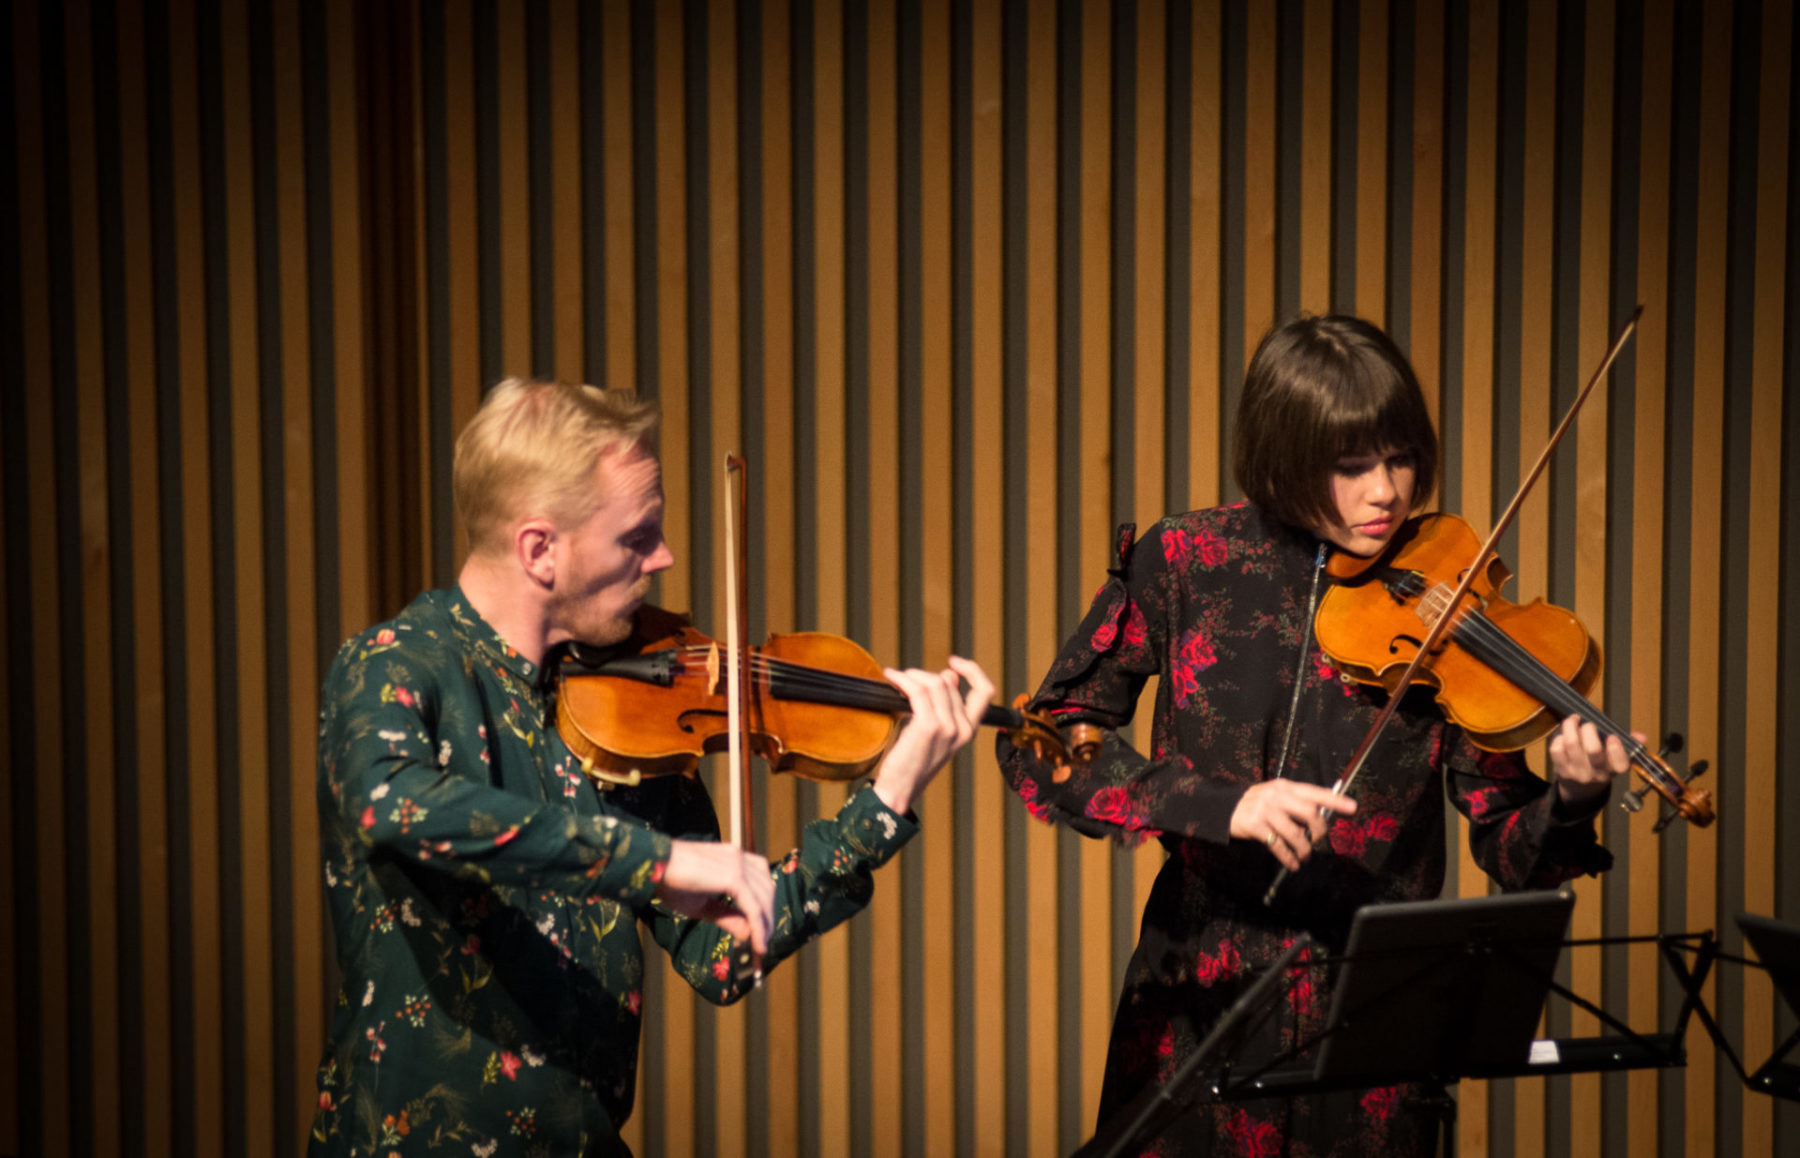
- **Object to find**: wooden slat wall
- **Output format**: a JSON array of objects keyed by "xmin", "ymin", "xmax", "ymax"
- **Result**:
[{"xmin": 4, "ymin": 3, "xmax": 1797, "ymax": 1157}]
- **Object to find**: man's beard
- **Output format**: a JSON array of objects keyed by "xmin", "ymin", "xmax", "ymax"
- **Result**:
[{"xmin": 564, "ymin": 575, "xmax": 653, "ymax": 647}]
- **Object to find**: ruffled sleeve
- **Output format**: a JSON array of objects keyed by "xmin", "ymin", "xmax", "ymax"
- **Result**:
[{"xmin": 998, "ymin": 520, "xmax": 1246, "ymax": 846}]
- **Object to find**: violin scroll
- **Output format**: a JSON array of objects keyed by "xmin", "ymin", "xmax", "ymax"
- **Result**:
[
  {"xmin": 999, "ymin": 695, "xmax": 1101, "ymax": 783},
  {"xmin": 1619, "ymin": 733, "xmax": 1713, "ymax": 830}
]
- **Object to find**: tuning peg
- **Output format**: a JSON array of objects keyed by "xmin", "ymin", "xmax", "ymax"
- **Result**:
[{"xmin": 1621, "ymin": 737, "xmax": 1697, "ymax": 815}]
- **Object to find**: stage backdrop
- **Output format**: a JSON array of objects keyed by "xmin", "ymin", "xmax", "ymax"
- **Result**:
[{"xmin": 4, "ymin": 1, "xmax": 1797, "ymax": 1156}]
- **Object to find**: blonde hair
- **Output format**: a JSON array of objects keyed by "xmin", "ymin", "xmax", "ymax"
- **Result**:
[{"xmin": 453, "ymin": 378, "xmax": 661, "ymax": 556}]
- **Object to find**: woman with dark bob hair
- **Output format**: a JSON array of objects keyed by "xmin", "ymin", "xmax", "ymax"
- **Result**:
[{"xmin": 999, "ymin": 315, "xmax": 1629, "ymax": 1156}]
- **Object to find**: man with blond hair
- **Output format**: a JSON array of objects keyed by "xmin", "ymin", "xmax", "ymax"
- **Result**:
[{"xmin": 309, "ymin": 378, "xmax": 991, "ymax": 1156}]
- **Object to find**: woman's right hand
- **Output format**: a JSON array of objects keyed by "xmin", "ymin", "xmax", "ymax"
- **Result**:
[{"xmin": 1228, "ymin": 780, "xmax": 1357, "ymax": 872}]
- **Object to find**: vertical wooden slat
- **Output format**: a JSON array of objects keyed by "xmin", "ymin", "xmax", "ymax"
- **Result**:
[
  {"xmin": 1685, "ymin": 2, "xmax": 1734, "ymax": 1150},
  {"xmin": 1080, "ymin": 0, "xmax": 1123, "ymax": 1123},
  {"xmin": 549, "ymin": 0, "xmax": 582, "ymax": 382},
  {"xmin": 1022, "ymin": 0, "xmax": 1061, "ymax": 1152},
  {"xmin": 495, "ymin": 2, "xmax": 529, "ymax": 374},
  {"xmin": 319, "ymin": 0, "xmax": 366, "ymax": 1139},
  {"xmin": 66, "ymin": 4, "xmax": 125, "ymax": 1149},
  {"xmin": 1058, "ymin": 0, "xmax": 1101, "ymax": 1130},
  {"xmin": 116, "ymin": 1, "xmax": 174, "ymax": 1148},
  {"xmin": 1458, "ymin": 4, "xmax": 1501, "ymax": 1152},
  {"xmin": 969, "ymin": 1, "xmax": 1006, "ymax": 1149},
  {"xmin": 1128, "ymin": 0, "xmax": 1169, "ymax": 954},
  {"xmin": 0, "ymin": 331, "xmax": 12, "ymax": 1156},
  {"xmin": 1077, "ymin": 0, "xmax": 1111, "ymax": 591},
  {"xmin": 648, "ymin": 5, "xmax": 696, "ymax": 1152},
  {"xmin": 1076, "ymin": 0, "xmax": 1114, "ymax": 1126},
  {"xmin": 410, "ymin": 0, "xmax": 435, "ymax": 581},
  {"xmin": 220, "ymin": 0, "xmax": 273, "ymax": 1145},
  {"xmin": 705, "ymin": 2, "xmax": 748, "ymax": 1152},
  {"xmin": 410, "ymin": 0, "xmax": 440, "ymax": 590},
  {"xmin": 171, "ymin": 1, "xmax": 225, "ymax": 1151},
  {"xmin": 1627, "ymin": 6, "xmax": 1674, "ymax": 1153},
  {"xmin": 916, "ymin": 2, "xmax": 956, "ymax": 1150},
  {"xmin": 863, "ymin": 4, "xmax": 905, "ymax": 1152},
  {"xmin": 1410, "ymin": 0, "xmax": 1444, "ymax": 430},
  {"xmin": 15, "ymin": 2, "xmax": 70, "ymax": 1152},
  {"xmin": 1241, "ymin": 0, "xmax": 1277, "ymax": 346},
  {"xmin": 601, "ymin": 0, "xmax": 635, "ymax": 398},
  {"xmin": 611, "ymin": 25, "xmax": 643, "ymax": 1154},
  {"xmin": 756, "ymin": 3, "xmax": 801, "ymax": 1149},
  {"xmin": 1512, "ymin": 5, "xmax": 1558, "ymax": 1153},
  {"xmin": 543, "ymin": 0, "xmax": 579, "ymax": 379},
  {"xmin": 275, "ymin": 0, "xmax": 319, "ymax": 1147},
  {"xmin": 328, "ymin": 0, "xmax": 371, "ymax": 691},
  {"xmin": 1132, "ymin": 0, "xmax": 1165, "ymax": 545},
  {"xmin": 810, "ymin": 2, "xmax": 853, "ymax": 1150},
  {"xmin": 1741, "ymin": 6, "xmax": 1792, "ymax": 1158},
  {"xmin": 1354, "ymin": 0, "xmax": 1388, "ymax": 324},
  {"xmin": 69, "ymin": 41, "xmax": 115, "ymax": 1158},
  {"xmin": 0, "ymin": 5, "xmax": 19, "ymax": 1119},
  {"xmin": 0, "ymin": 252, "xmax": 11, "ymax": 1156},
  {"xmin": 444, "ymin": 0, "xmax": 480, "ymax": 472},
  {"xmin": 1569, "ymin": 3, "xmax": 1616, "ymax": 1154},
  {"xmin": 1188, "ymin": 0, "xmax": 1221, "ymax": 509},
  {"xmin": 1298, "ymin": 0, "xmax": 1332, "ymax": 312}
]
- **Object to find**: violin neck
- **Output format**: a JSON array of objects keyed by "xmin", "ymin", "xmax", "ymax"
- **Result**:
[{"xmin": 765, "ymin": 660, "xmax": 1023, "ymax": 729}]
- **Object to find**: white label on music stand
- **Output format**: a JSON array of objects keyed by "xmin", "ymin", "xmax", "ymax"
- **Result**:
[{"xmin": 1528, "ymin": 1039, "xmax": 1561, "ymax": 1066}]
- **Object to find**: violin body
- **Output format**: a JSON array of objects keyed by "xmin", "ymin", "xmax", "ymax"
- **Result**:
[
  {"xmin": 1313, "ymin": 512, "xmax": 1712, "ymax": 828},
  {"xmin": 1315, "ymin": 513, "xmax": 1601, "ymax": 752},
  {"xmin": 556, "ymin": 610, "xmax": 897, "ymax": 785}
]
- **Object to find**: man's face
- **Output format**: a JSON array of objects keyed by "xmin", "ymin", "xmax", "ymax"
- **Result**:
[{"xmin": 545, "ymin": 446, "xmax": 675, "ymax": 647}]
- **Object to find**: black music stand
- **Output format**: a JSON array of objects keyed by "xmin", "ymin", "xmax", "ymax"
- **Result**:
[
  {"xmin": 1079, "ymin": 890, "xmax": 1710, "ymax": 1158},
  {"xmin": 1726, "ymin": 914, "xmax": 1800, "ymax": 1102}
]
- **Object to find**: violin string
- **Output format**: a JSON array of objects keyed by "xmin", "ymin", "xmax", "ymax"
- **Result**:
[
  {"xmin": 1442, "ymin": 604, "xmax": 1677, "ymax": 792},
  {"xmin": 669, "ymin": 646, "xmax": 912, "ymax": 711},
  {"xmin": 659, "ymin": 644, "xmax": 1027, "ymax": 730}
]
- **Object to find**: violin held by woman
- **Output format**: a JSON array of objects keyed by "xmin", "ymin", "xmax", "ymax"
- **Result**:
[{"xmin": 994, "ymin": 313, "xmax": 1693, "ymax": 1158}]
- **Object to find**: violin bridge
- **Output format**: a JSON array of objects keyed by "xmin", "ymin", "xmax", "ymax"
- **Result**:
[{"xmin": 704, "ymin": 641, "xmax": 723, "ymax": 694}]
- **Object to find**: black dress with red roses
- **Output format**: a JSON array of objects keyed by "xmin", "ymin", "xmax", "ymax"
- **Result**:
[{"xmin": 998, "ymin": 501, "xmax": 1611, "ymax": 1157}]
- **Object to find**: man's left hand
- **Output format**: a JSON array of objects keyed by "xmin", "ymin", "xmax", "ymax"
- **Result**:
[{"xmin": 870, "ymin": 656, "xmax": 994, "ymax": 817}]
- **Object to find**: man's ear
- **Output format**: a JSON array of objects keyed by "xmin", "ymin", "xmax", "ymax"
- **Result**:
[{"xmin": 517, "ymin": 519, "xmax": 557, "ymax": 588}]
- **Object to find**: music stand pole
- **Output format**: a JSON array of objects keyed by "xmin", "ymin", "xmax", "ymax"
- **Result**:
[{"xmin": 1076, "ymin": 934, "xmax": 1313, "ymax": 1158}]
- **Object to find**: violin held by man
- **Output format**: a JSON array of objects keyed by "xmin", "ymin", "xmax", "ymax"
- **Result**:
[{"xmin": 309, "ymin": 378, "xmax": 995, "ymax": 1157}]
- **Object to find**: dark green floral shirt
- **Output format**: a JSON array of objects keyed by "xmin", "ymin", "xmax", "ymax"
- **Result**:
[{"xmin": 309, "ymin": 589, "xmax": 915, "ymax": 1157}]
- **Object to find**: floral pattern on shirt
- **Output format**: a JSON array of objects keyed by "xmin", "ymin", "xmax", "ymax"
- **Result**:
[{"xmin": 310, "ymin": 589, "xmax": 916, "ymax": 1157}]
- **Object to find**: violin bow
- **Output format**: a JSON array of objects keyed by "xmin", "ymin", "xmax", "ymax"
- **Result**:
[
  {"xmin": 1265, "ymin": 306, "xmax": 1643, "ymax": 904},
  {"xmin": 723, "ymin": 453, "xmax": 754, "ymax": 849}
]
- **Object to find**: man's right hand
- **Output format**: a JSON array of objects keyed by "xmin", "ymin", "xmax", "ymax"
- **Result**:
[{"xmin": 656, "ymin": 839, "xmax": 778, "ymax": 960}]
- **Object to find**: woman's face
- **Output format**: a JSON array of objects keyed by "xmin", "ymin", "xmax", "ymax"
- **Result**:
[{"xmin": 1313, "ymin": 448, "xmax": 1415, "ymax": 556}]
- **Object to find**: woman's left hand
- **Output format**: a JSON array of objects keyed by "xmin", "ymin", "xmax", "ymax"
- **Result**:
[{"xmin": 1546, "ymin": 715, "xmax": 1635, "ymax": 807}]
